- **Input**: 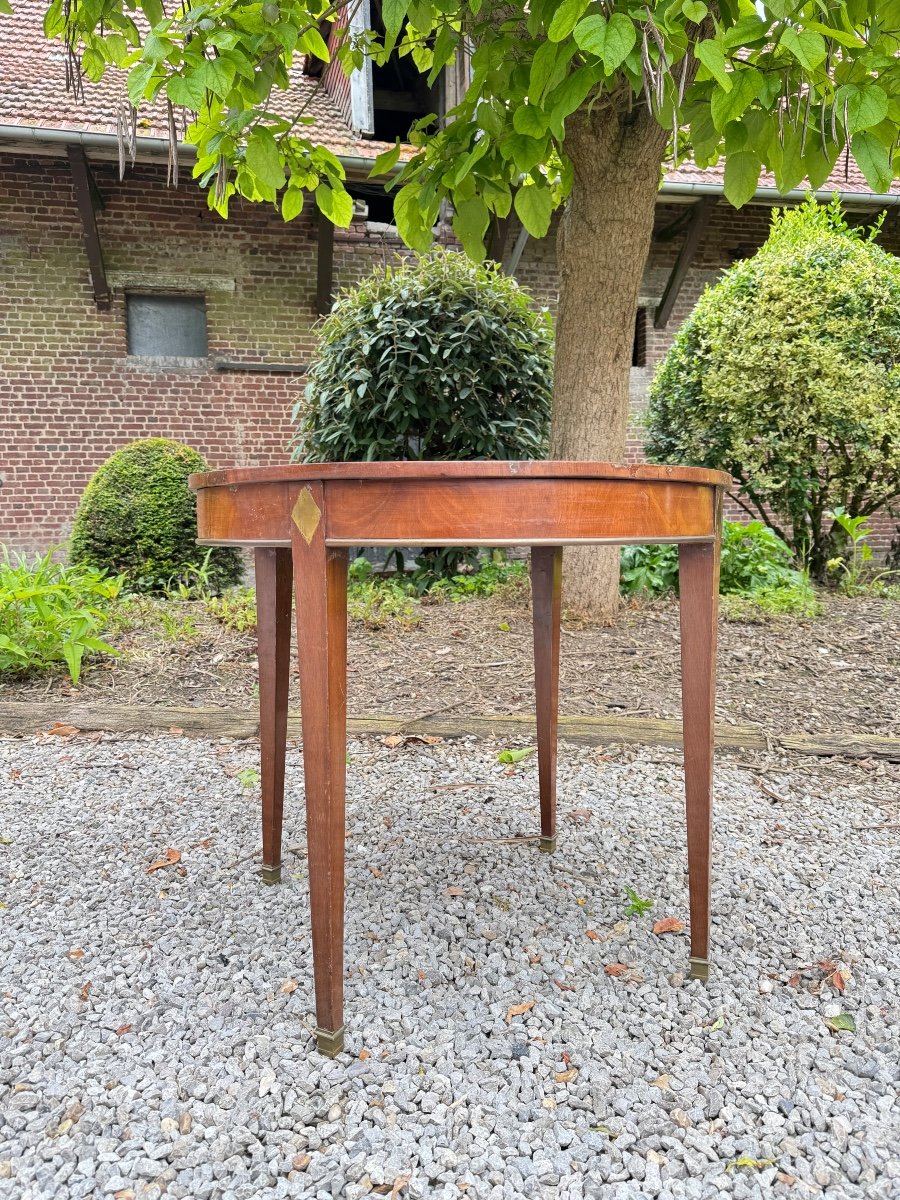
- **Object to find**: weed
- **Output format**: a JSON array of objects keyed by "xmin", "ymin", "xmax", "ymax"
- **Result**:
[{"xmin": 623, "ymin": 886, "xmax": 653, "ymax": 918}]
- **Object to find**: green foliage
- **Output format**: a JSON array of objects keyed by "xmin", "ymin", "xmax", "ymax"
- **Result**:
[
  {"xmin": 620, "ymin": 519, "xmax": 818, "ymax": 616},
  {"xmin": 826, "ymin": 507, "xmax": 899, "ymax": 595},
  {"xmin": 69, "ymin": 439, "xmax": 244, "ymax": 595},
  {"xmin": 27, "ymin": 1, "xmax": 900, "ymax": 240},
  {"xmin": 204, "ymin": 587, "xmax": 258, "ymax": 632},
  {"xmin": 623, "ymin": 886, "xmax": 653, "ymax": 918},
  {"xmin": 0, "ymin": 547, "xmax": 122, "ymax": 684},
  {"xmin": 294, "ymin": 250, "xmax": 553, "ymax": 463},
  {"xmin": 646, "ymin": 200, "xmax": 900, "ymax": 577}
]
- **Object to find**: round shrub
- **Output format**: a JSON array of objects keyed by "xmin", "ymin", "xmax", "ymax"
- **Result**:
[
  {"xmin": 69, "ymin": 439, "xmax": 243, "ymax": 594},
  {"xmin": 293, "ymin": 248, "xmax": 554, "ymax": 463},
  {"xmin": 646, "ymin": 198, "xmax": 900, "ymax": 578}
]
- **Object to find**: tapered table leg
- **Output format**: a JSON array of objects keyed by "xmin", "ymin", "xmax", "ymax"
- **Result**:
[
  {"xmin": 255, "ymin": 547, "xmax": 292, "ymax": 886},
  {"xmin": 678, "ymin": 540, "xmax": 720, "ymax": 982},
  {"xmin": 291, "ymin": 484, "xmax": 348, "ymax": 1057},
  {"xmin": 531, "ymin": 546, "xmax": 562, "ymax": 853}
]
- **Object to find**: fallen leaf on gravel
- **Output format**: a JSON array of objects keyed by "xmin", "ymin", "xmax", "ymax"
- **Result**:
[
  {"xmin": 788, "ymin": 972, "xmax": 802, "ymax": 989},
  {"xmin": 671, "ymin": 1107, "xmax": 691, "ymax": 1128},
  {"xmin": 554, "ymin": 1068, "xmax": 578, "ymax": 1084},
  {"xmin": 79, "ymin": 982, "xmax": 92, "ymax": 1002},
  {"xmin": 830, "ymin": 968, "xmax": 851, "ymax": 993},
  {"xmin": 826, "ymin": 1013, "xmax": 856, "ymax": 1033},
  {"xmin": 192, "ymin": 838, "xmax": 214, "ymax": 850},
  {"xmin": 410, "ymin": 734, "xmax": 443, "ymax": 746},
  {"xmin": 497, "ymin": 747, "xmax": 535, "ymax": 764},
  {"xmin": 612, "ymin": 920, "xmax": 628, "ymax": 935},
  {"xmin": 359, "ymin": 1049, "xmax": 371, "ymax": 1061},
  {"xmin": 280, "ymin": 979, "xmax": 298, "ymax": 994},
  {"xmin": 146, "ymin": 848, "xmax": 181, "ymax": 874},
  {"xmin": 45, "ymin": 723, "xmax": 80, "ymax": 737},
  {"xmin": 113, "ymin": 1190, "xmax": 135, "ymax": 1200},
  {"xmin": 115, "ymin": 1024, "xmax": 133, "ymax": 1037},
  {"xmin": 382, "ymin": 735, "xmax": 404, "ymax": 748},
  {"xmin": 292, "ymin": 1154, "xmax": 311, "ymax": 1171},
  {"xmin": 585, "ymin": 930, "xmax": 601, "ymax": 942},
  {"xmin": 568, "ymin": 808, "xmax": 592, "ymax": 825},
  {"xmin": 178, "ymin": 1112, "xmax": 192, "ymax": 1134},
  {"xmin": 709, "ymin": 1013, "xmax": 725, "ymax": 1031},
  {"xmin": 604, "ymin": 963, "xmax": 629, "ymax": 977},
  {"xmin": 168, "ymin": 727, "xmax": 184, "ymax": 735},
  {"xmin": 505, "ymin": 1000, "xmax": 535, "ymax": 1023},
  {"xmin": 726, "ymin": 1157, "xmax": 775, "ymax": 1173},
  {"xmin": 650, "ymin": 1075, "xmax": 671, "ymax": 1089},
  {"xmin": 553, "ymin": 979, "xmax": 576, "ymax": 992},
  {"xmin": 590, "ymin": 1125, "xmax": 618, "ymax": 1139},
  {"xmin": 776, "ymin": 1173, "xmax": 797, "ymax": 1186},
  {"xmin": 66, "ymin": 949, "xmax": 85, "ymax": 960},
  {"xmin": 369, "ymin": 866, "xmax": 383, "ymax": 878},
  {"xmin": 652, "ymin": 917, "xmax": 685, "ymax": 936},
  {"xmin": 443, "ymin": 886, "xmax": 465, "ymax": 896}
]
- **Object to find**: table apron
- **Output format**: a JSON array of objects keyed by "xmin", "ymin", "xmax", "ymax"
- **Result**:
[{"xmin": 195, "ymin": 477, "xmax": 718, "ymax": 546}]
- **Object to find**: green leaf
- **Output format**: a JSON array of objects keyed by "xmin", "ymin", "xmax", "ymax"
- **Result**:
[
  {"xmin": 529, "ymin": 38, "xmax": 562, "ymax": 103},
  {"xmin": 723, "ymin": 149, "xmax": 761, "ymax": 208},
  {"xmin": 126, "ymin": 60, "xmax": 156, "ymax": 106},
  {"xmin": 452, "ymin": 196, "xmax": 489, "ymax": 260},
  {"xmin": 497, "ymin": 747, "xmax": 536, "ymax": 764},
  {"xmin": 695, "ymin": 39, "xmax": 732, "ymax": 92},
  {"xmin": 167, "ymin": 73, "xmax": 205, "ymax": 110},
  {"xmin": 0, "ymin": 0, "xmax": 12, "ymax": 13},
  {"xmin": 369, "ymin": 140, "xmax": 403, "ymax": 178},
  {"xmin": 573, "ymin": 14, "xmax": 607, "ymax": 58},
  {"xmin": 841, "ymin": 85, "xmax": 889, "ymax": 135},
  {"xmin": 316, "ymin": 182, "xmax": 354, "ymax": 227},
  {"xmin": 515, "ymin": 183, "xmax": 553, "ymax": 238},
  {"xmin": 710, "ymin": 68, "xmax": 762, "ymax": 131},
  {"xmin": 598, "ymin": 13, "xmax": 636, "ymax": 74},
  {"xmin": 513, "ymin": 105, "xmax": 547, "ymax": 138},
  {"xmin": 851, "ymin": 131, "xmax": 893, "ymax": 193},
  {"xmin": 195, "ymin": 57, "xmax": 235, "ymax": 100},
  {"xmin": 826, "ymin": 1013, "xmax": 856, "ymax": 1033},
  {"xmin": 547, "ymin": 0, "xmax": 589, "ymax": 43},
  {"xmin": 382, "ymin": 0, "xmax": 409, "ymax": 41},
  {"xmin": 779, "ymin": 27, "xmax": 827, "ymax": 71},
  {"xmin": 281, "ymin": 187, "xmax": 305, "ymax": 222},
  {"xmin": 682, "ymin": 0, "xmax": 708, "ymax": 22},
  {"xmin": 246, "ymin": 127, "xmax": 285, "ymax": 193}
]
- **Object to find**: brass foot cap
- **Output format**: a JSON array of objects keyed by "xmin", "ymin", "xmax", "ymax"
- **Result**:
[
  {"xmin": 539, "ymin": 835, "xmax": 557, "ymax": 854},
  {"xmin": 260, "ymin": 864, "xmax": 282, "ymax": 886},
  {"xmin": 315, "ymin": 1026, "xmax": 345, "ymax": 1057},
  {"xmin": 689, "ymin": 956, "xmax": 710, "ymax": 982}
]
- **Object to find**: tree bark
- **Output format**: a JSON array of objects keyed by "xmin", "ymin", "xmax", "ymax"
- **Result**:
[{"xmin": 550, "ymin": 102, "xmax": 671, "ymax": 616}]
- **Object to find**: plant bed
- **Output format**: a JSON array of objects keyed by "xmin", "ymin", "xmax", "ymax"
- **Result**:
[{"xmin": 0, "ymin": 588, "xmax": 897, "ymax": 741}]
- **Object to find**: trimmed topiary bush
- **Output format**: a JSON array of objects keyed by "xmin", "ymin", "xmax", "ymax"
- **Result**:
[
  {"xmin": 646, "ymin": 198, "xmax": 900, "ymax": 578},
  {"xmin": 69, "ymin": 439, "xmax": 243, "ymax": 594},
  {"xmin": 292, "ymin": 248, "xmax": 554, "ymax": 463}
]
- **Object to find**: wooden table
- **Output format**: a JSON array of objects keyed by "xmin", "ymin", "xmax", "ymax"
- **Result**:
[{"xmin": 190, "ymin": 461, "xmax": 729, "ymax": 1057}]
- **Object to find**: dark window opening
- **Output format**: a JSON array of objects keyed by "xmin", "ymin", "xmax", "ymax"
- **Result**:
[
  {"xmin": 126, "ymin": 294, "xmax": 208, "ymax": 358},
  {"xmin": 370, "ymin": 4, "xmax": 441, "ymax": 141},
  {"xmin": 632, "ymin": 307, "xmax": 648, "ymax": 368},
  {"xmin": 347, "ymin": 183, "xmax": 395, "ymax": 224}
]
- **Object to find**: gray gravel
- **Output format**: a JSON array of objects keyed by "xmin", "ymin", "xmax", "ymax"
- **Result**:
[{"xmin": 1, "ymin": 732, "xmax": 898, "ymax": 1200}]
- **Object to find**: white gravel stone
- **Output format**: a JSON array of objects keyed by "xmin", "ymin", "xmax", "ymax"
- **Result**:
[{"xmin": 0, "ymin": 732, "xmax": 898, "ymax": 1199}]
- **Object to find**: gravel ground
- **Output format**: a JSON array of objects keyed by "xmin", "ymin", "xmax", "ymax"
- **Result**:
[{"xmin": 1, "ymin": 733, "xmax": 898, "ymax": 1200}]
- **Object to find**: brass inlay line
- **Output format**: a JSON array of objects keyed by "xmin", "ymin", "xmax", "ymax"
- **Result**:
[{"xmin": 292, "ymin": 486, "xmax": 322, "ymax": 545}]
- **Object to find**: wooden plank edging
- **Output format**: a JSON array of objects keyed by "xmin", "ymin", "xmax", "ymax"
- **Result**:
[{"xmin": 0, "ymin": 701, "xmax": 897, "ymax": 761}]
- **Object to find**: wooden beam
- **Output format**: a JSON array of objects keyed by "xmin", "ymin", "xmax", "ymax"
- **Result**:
[
  {"xmin": 316, "ymin": 210, "xmax": 335, "ymax": 316},
  {"xmin": 654, "ymin": 196, "xmax": 716, "ymax": 330},
  {"xmin": 2, "ymin": 701, "xmax": 898, "ymax": 761},
  {"xmin": 67, "ymin": 145, "xmax": 111, "ymax": 311}
]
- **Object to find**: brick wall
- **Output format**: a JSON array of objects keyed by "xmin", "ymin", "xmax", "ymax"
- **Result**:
[{"xmin": 1, "ymin": 153, "xmax": 896, "ymax": 556}]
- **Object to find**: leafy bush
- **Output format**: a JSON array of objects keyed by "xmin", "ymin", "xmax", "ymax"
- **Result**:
[
  {"xmin": 619, "ymin": 520, "xmax": 816, "ymax": 616},
  {"xmin": 69, "ymin": 439, "xmax": 243, "ymax": 595},
  {"xmin": 646, "ymin": 199, "xmax": 900, "ymax": 578},
  {"xmin": 294, "ymin": 249, "xmax": 553, "ymax": 463},
  {"xmin": 293, "ymin": 250, "xmax": 553, "ymax": 579},
  {"xmin": 0, "ymin": 547, "xmax": 122, "ymax": 684}
]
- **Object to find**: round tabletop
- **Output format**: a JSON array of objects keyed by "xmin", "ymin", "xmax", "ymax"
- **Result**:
[{"xmin": 189, "ymin": 460, "xmax": 732, "ymax": 491}]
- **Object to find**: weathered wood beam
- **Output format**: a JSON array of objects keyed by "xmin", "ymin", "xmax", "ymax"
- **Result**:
[
  {"xmin": 316, "ymin": 210, "xmax": 335, "ymax": 316},
  {"xmin": 1, "ymin": 701, "xmax": 898, "ymax": 761},
  {"xmin": 67, "ymin": 144, "xmax": 111, "ymax": 310},
  {"xmin": 654, "ymin": 196, "xmax": 716, "ymax": 330}
]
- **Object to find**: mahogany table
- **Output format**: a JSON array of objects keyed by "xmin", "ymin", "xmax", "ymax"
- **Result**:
[{"xmin": 190, "ymin": 461, "xmax": 729, "ymax": 1057}]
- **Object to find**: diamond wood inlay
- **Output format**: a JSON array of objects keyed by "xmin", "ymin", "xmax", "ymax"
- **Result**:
[{"xmin": 291, "ymin": 486, "xmax": 322, "ymax": 545}]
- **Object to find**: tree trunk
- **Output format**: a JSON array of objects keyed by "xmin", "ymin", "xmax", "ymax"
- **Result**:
[{"xmin": 550, "ymin": 103, "xmax": 670, "ymax": 616}]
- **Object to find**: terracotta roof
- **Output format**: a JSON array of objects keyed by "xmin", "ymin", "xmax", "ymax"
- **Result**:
[{"xmin": 2, "ymin": 0, "xmax": 898, "ymax": 198}]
